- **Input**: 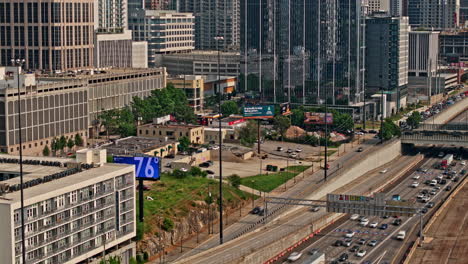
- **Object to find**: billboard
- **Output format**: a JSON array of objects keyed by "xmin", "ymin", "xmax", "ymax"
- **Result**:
[
  {"xmin": 304, "ymin": 112, "xmax": 333, "ymax": 125},
  {"xmin": 280, "ymin": 103, "xmax": 291, "ymax": 116},
  {"xmin": 243, "ymin": 105, "xmax": 275, "ymax": 119},
  {"xmin": 113, "ymin": 156, "xmax": 161, "ymax": 180}
]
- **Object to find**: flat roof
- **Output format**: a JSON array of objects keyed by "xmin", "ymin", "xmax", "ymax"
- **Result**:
[
  {"xmin": 0, "ymin": 155, "xmax": 132, "ymax": 204},
  {"xmin": 139, "ymin": 123, "xmax": 202, "ymax": 129},
  {"xmin": 102, "ymin": 136, "xmax": 177, "ymax": 156}
]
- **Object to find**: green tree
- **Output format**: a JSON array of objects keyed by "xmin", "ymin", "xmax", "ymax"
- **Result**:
[
  {"xmin": 42, "ymin": 145, "xmax": 50, "ymax": 156},
  {"xmin": 51, "ymin": 138, "xmax": 58, "ymax": 156},
  {"xmin": 58, "ymin": 136, "xmax": 67, "ymax": 154},
  {"xmin": 178, "ymin": 136, "xmax": 190, "ymax": 151},
  {"xmin": 162, "ymin": 217, "xmax": 174, "ymax": 231},
  {"xmin": 189, "ymin": 166, "xmax": 207, "ymax": 177},
  {"xmin": 67, "ymin": 138, "xmax": 75, "ymax": 152},
  {"xmin": 221, "ymin": 101, "xmax": 239, "ymax": 117},
  {"xmin": 333, "ymin": 112, "xmax": 354, "ymax": 131},
  {"xmin": 291, "ymin": 108, "xmax": 305, "ymax": 127},
  {"xmin": 380, "ymin": 118, "xmax": 401, "ymax": 140},
  {"xmin": 100, "ymin": 256, "xmax": 121, "ymax": 264},
  {"xmin": 74, "ymin": 134, "xmax": 83, "ymax": 147},
  {"xmin": 172, "ymin": 169, "xmax": 188, "ymax": 179},
  {"xmin": 227, "ymin": 174, "xmax": 241, "ymax": 189},
  {"xmin": 406, "ymin": 111, "xmax": 422, "ymax": 128},
  {"xmin": 237, "ymin": 121, "xmax": 258, "ymax": 147},
  {"xmin": 273, "ymin": 115, "xmax": 291, "ymax": 139}
]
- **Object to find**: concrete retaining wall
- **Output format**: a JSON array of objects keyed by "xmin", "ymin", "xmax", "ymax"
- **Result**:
[{"xmin": 425, "ymin": 97, "xmax": 468, "ymax": 124}]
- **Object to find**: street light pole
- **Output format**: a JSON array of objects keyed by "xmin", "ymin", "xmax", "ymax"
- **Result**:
[
  {"xmin": 12, "ymin": 58, "xmax": 26, "ymax": 264},
  {"xmin": 380, "ymin": 88, "xmax": 384, "ymax": 144},
  {"xmin": 214, "ymin": 35, "xmax": 224, "ymax": 245}
]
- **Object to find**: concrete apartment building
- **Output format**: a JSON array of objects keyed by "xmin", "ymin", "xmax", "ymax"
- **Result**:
[
  {"xmin": 129, "ymin": 10, "xmax": 195, "ymax": 67},
  {"xmin": 366, "ymin": 16, "xmax": 409, "ymax": 115},
  {"xmin": 0, "ymin": 67, "xmax": 89, "ymax": 156},
  {"xmin": 178, "ymin": 0, "xmax": 240, "ymax": 51},
  {"xmin": 0, "ymin": 0, "xmax": 95, "ymax": 71},
  {"xmin": 0, "ymin": 152, "xmax": 136, "ymax": 264},
  {"xmin": 0, "ymin": 67, "xmax": 167, "ymax": 156},
  {"xmin": 407, "ymin": 0, "xmax": 460, "ymax": 29},
  {"xmin": 167, "ymin": 75, "xmax": 204, "ymax": 113},
  {"xmin": 137, "ymin": 123, "xmax": 204, "ymax": 144},
  {"xmin": 368, "ymin": 0, "xmax": 390, "ymax": 14}
]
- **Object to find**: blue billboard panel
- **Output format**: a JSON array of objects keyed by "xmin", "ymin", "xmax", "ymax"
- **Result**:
[
  {"xmin": 113, "ymin": 156, "xmax": 161, "ymax": 180},
  {"xmin": 243, "ymin": 105, "xmax": 275, "ymax": 119}
]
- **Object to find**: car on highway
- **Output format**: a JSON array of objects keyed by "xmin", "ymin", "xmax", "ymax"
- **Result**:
[
  {"xmin": 287, "ymin": 252, "xmax": 302, "ymax": 262},
  {"xmin": 360, "ymin": 219, "xmax": 369, "ymax": 227},
  {"xmin": 350, "ymin": 245, "xmax": 360, "ymax": 252},
  {"xmin": 453, "ymin": 177, "xmax": 460, "ymax": 182},
  {"xmin": 380, "ymin": 169, "xmax": 388, "ymax": 174},
  {"xmin": 334, "ymin": 240, "xmax": 343, "ymax": 247},
  {"xmin": 358, "ymin": 238, "xmax": 367, "ymax": 245},
  {"xmin": 426, "ymin": 202, "xmax": 435, "ymax": 208},
  {"xmin": 438, "ymin": 152, "xmax": 445, "ymax": 158},
  {"xmin": 310, "ymin": 206, "xmax": 320, "ymax": 212},
  {"xmin": 338, "ymin": 253, "xmax": 349, "ymax": 261},
  {"xmin": 380, "ymin": 224, "xmax": 388, "ymax": 230},
  {"xmin": 413, "ymin": 175, "xmax": 421, "ymax": 180},
  {"xmin": 445, "ymin": 185, "xmax": 452, "ymax": 191},
  {"xmin": 411, "ymin": 182, "xmax": 419, "ymax": 188},
  {"xmin": 369, "ymin": 222, "xmax": 378, "ymax": 228},
  {"xmin": 461, "ymin": 161, "xmax": 466, "ymax": 166},
  {"xmin": 357, "ymin": 147, "xmax": 364, "ymax": 152},
  {"xmin": 276, "ymin": 146, "xmax": 283, "ymax": 151},
  {"xmin": 429, "ymin": 190, "xmax": 437, "ymax": 195},
  {"xmin": 289, "ymin": 153, "xmax": 298, "ymax": 158},
  {"xmin": 368, "ymin": 240, "xmax": 378, "ymax": 247},
  {"xmin": 397, "ymin": 230, "xmax": 406, "ymax": 240},
  {"xmin": 251, "ymin": 207, "xmax": 261, "ymax": 214},
  {"xmin": 356, "ymin": 249, "xmax": 367, "ymax": 257},
  {"xmin": 345, "ymin": 231, "xmax": 355, "ymax": 238},
  {"xmin": 350, "ymin": 214, "xmax": 360, "ymax": 220},
  {"xmin": 286, "ymin": 149, "xmax": 294, "ymax": 153},
  {"xmin": 308, "ymin": 248, "xmax": 319, "ymax": 256},
  {"xmin": 393, "ymin": 219, "xmax": 402, "ymax": 226},
  {"xmin": 295, "ymin": 148, "xmax": 302, "ymax": 152}
]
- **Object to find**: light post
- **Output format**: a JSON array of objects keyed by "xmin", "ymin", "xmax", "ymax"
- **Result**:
[
  {"xmin": 214, "ymin": 35, "xmax": 224, "ymax": 245},
  {"xmin": 380, "ymin": 88, "xmax": 384, "ymax": 144},
  {"xmin": 11, "ymin": 58, "xmax": 26, "ymax": 264}
]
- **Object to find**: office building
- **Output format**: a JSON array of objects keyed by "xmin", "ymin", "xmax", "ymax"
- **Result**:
[
  {"xmin": 0, "ymin": 152, "xmax": 136, "ymax": 264},
  {"xmin": 203, "ymin": 75, "xmax": 237, "ymax": 96},
  {"xmin": 366, "ymin": 16, "xmax": 409, "ymax": 114},
  {"xmin": 168, "ymin": 75, "xmax": 204, "ymax": 113},
  {"xmin": 144, "ymin": 0, "xmax": 176, "ymax": 10},
  {"xmin": 103, "ymin": 136, "xmax": 179, "ymax": 157},
  {"xmin": 95, "ymin": 0, "xmax": 128, "ymax": 33},
  {"xmin": 0, "ymin": 67, "xmax": 89, "ymax": 156},
  {"xmin": 137, "ymin": 123, "xmax": 204, "ymax": 144},
  {"xmin": 178, "ymin": 0, "xmax": 240, "ymax": 51},
  {"xmin": 0, "ymin": 0, "xmax": 95, "ymax": 71},
  {"xmin": 368, "ymin": 0, "xmax": 390, "ymax": 14},
  {"xmin": 461, "ymin": 0, "xmax": 468, "ymax": 26},
  {"xmin": 241, "ymin": 0, "xmax": 366, "ymax": 106},
  {"xmin": 390, "ymin": 0, "xmax": 403, "ymax": 16},
  {"xmin": 439, "ymin": 30, "xmax": 468, "ymax": 61},
  {"xmin": 159, "ymin": 50, "xmax": 240, "ymax": 76},
  {"xmin": 129, "ymin": 10, "xmax": 195, "ymax": 67},
  {"xmin": 409, "ymin": 31, "xmax": 439, "ymax": 76},
  {"xmin": 407, "ymin": 0, "xmax": 460, "ymax": 29}
]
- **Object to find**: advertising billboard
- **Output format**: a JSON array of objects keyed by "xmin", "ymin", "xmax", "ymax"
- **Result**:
[
  {"xmin": 113, "ymin": 156, "xmax": 161, "ymax": 180},
  {"xmin": 243, "ymin": 105, "xmax": 275, "ymax": 119},
  {"xmin": 280, "ymin": 103, "xmax": 291, "ymax": 116},
  {"xmin": 304, "ymin": 112, "xmax": 333, "ymax": 125}
]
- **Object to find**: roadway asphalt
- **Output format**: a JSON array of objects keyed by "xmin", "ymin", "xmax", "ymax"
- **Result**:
[{"xmin": 290, "ymin": 152, "xmax": 467, "ymax": 264}]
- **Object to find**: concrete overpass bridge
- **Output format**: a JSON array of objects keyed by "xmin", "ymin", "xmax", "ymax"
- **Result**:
[{"xmin": 401, "ymin": 123, "xmax": 468, "ymax": 146}]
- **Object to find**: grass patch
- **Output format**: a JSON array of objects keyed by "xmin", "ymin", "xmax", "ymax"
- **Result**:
[
  {"xmin": 319, "ymin": 150, "xmax": 337, "ymax": 156},
  {"xmin": 240, "ymin": 166, "xmax": 310, "ymax": 192},
  {"xmin": 138, "ymin": 173, "xmax": 255, "ymax": 233}
]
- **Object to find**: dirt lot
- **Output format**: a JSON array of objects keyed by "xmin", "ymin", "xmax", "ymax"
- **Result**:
[{"xmin": 409, "ymin": 180, "xmax": 468, "ymax": 264}]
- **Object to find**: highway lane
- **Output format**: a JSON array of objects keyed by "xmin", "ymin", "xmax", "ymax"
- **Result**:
[
  {"xmin": 173, "ymin": 137, "xmax": 381, "ymax": 262},
  {"xmin": 292, "ymin": 153, "xmax": 467, "ymax": 264},
  {"xmin": 175, "ymin": 152, "xmax": 420, "ymax": 264}
]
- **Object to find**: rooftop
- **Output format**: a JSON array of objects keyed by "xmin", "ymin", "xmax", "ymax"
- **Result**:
[
  {"xmin": 101, "ymin": 136, "xmax": 177, "ymax": 156},
  {"xmin": 0, "ymin": 154, "xmax": 131, "ymax": 204},
  {"xmin": 139, "ymin": 123, "xmax": 203, "ymax": 129}
]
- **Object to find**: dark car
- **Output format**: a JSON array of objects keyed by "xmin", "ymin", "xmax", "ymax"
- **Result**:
[
  {"xmin": 199, "ymin": 162, "xmax": 211, "ymax": 168},
  {"xmin": 358, "ymin": 238, "xmax": 366, "ymax": 245},
  {"xmin": 380, "ymin": 224, "xmax": 388, "ymax": 230},
  {"xmin": 251, "ymin": 206, "xmax": 260, "ymax": 214},
  {"xmin": 308, "ymin": 248, "xmax": 320, "ymax": 256},
  {"xmin": 445, "ymin": 185, "xmax": 452, "ymax": 191},
  {"xmin": 350, "ymin": 245, "xmax": 360, "ymax": 252},
  {"xmin": 334, "ymin": 240, "xmax": 344, "ymax": 247},
  {"xmin": 453, "ymin": 177, "xmax": 460, "ymax": 182},
  {"xmin": 427, "ymin": 202, "xmax": 435, "ymax": 208},
  {"xmin": 206, "ymin": 170, "xmax": 215, "ymax": 175},
  {"xmin": 357, "ymin": 147, "xmax": 364, "ymax": 152},
  {"xmin": 440, "ymin": 179, "xmax": 447, "ymax": 185},
  {"xmin": 421, "ymin": 208, "xmax": 428, "ymax": 214},
  {"xmin": 339, "ymin": 253, "xmax": 349, "ymax": 261},
  {"xmin": 393, "ymin": 219, "xmax": 402, "ymax": 226}
]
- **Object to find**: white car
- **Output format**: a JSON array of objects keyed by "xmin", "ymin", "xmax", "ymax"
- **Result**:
[
  {"xmin": 289, "ymin": 153, "xmax": 298, "ymax": 158},
  {"xmin": 211, "ymin": 145, "xmax": 220, "ymax": 150},
  {"xmin": 356, "ymin": 132, "xmax": 364, "ymax": 135},
  {"xmin": 369, "ymin": 222, "xmax": 378, "ymax": 228},
  {"xmin": 350, "ymin": 214, "xmax": 360, "ymax": 221},
  {"xmin": 287, "ymin": 252, "xmax": 302, "ymax": 262},
  {"xmin": 411, "ymin": 182, "xmax": 419, "ymax": 188},
  {"xmin": 461, "ymin": 161, "xmax": 466, "ymax": 166},
  {"xmin": 180, "ymin": 168, "xmax": 188, "ymax": 172},
  {"xmin": 380, "ymin": 169, "xmax": 388, "ymax": 174},
  {"xmin": 416, "ymin": 193, "xmax": 424, "ymax": 199},
  {"xmin": 356, "ymin": 249, "xmax": 367, "ymax": 257},
  {"xmin": 360, "ymin": 220, "xmax": 369, "ymax": 227},
  {"xmin": 413, "ymin": 175, "xmax": 420, "ymax": 180},
  {"xmin": 295, "ymin": 148, "xmax": 303, "ymax": 152},
  {"xmin": 345, "ymin": 231, "xmax": 355, "ymax": 238}
]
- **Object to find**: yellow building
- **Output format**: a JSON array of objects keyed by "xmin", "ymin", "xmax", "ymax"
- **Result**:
[
  {"xmin": 138, "ymin": 124, "xmax": 205, "ymax": 144},
  {"xmin": 168, "ymin": 75, "xmax": 204, "ymax": 113}
]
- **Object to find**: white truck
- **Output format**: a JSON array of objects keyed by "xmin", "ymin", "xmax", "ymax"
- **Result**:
[
  {"xmin": 397, "ymin": 230, "xmax": 406, "ymax": 240},
  {"xmin": 442, "ymin": 154, "xmax": 454, "ymax": 167}
]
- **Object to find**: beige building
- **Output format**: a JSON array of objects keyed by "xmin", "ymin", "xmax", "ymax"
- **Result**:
[
  {"xmin": 168, "ymin": 75, "xmax": 204, "ymax": 113},
  {"xmin": 0, "ymin": 153, "xmax": 136, "ymax": 264},
  {"xmin": 0, "ymin": 0, "xmax": 95, "ymax": 71},
  {"xmin": 138, "ymin": 124, "xmax": 204, "ymax": 144},
  {"xmin": 102, "ymin": 136, "xmax": 179, "ymax": 158}
]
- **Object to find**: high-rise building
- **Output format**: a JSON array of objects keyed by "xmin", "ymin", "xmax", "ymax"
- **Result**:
[
  {"xmin": 390, "ymin": 0, "xmax": 403, "ymax": 16},
  {"xmin": 0, "ymin": 152, "xmax": 136, "ymax": 264},
  {"xmin": 145, "ymin": 0, "xmax": 175, "ymax": 10},
  {"xmin": 178, "ymin": 0, "xmax": 240, "ymax": 51},
  {"xmin": 461, "ymin": 0, "xmax": 468, "ymax": 26},
  {"xmin": 439, "ymin": 31, "xmax": 468, "ymax": 61},
  {"xmin": 0, "ymin": 0, "xmax": 95, "ymax": 71},
  {"xmin": 408, "ymin": 31, "xmax": 439, "ymax": 77},
  {"xmin": 128, "ymin": 10, "xmax": 195, "ymax": 67},
  {"xmin": 241, "ymin": 0, "xmax": 366, "ymax": 106},
  {"xmin": 366, "ymin": 16, "xmax": 409, "ymax": 114},
  {"xmin": 368, "ymin": 0, "xmax": 390, "ymax": 14},
  {"xmin": 95, "ymin": 0, "xmax": 127, "ymax": 33},
  {"xmin": 407, "ymin": 0, "xmax": 460, "ymax": 29}
]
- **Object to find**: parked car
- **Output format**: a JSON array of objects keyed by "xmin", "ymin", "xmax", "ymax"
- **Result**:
[
  {"xmin": 277, "ymin": 147, "xmax": 283, "ymax": 151},
  {"xmin": 287, "ymin": 252, "xmax": 302, "ymax": 262},
  {"xmin": 368, "ymin": 240, "xmax": 378, "ymax": 247},
  {"xmin": 380, "ymin": 224, "xmax": 388, "ymax": 230},
  {"xmin": 358, "ymin": 238, "xmax": 366, "ymax": 245},
  {"xmin": 369, "ymin": 222, "xmax": 378, "ymax": 228},
  {"xmin": 334, "ymin": 240, "xmax": 344, "ymax": 247},
  {"xmin": 310, "ymin": 206, "xmax": 320, "ymax": 212},
  {"xmin": 350, "ymin": 214, "xmax": 360, "ymax": 220},
  {"xmin": 338, "ymin": 253, "xmax": 349, "ymax": 261},
  {"xmin": 357, "ymin": 147, "xmax": 364, "ymax": 152},
  {"xmin": 350, "ymin": 245, "xmax": 360, "ymax": 252},
  {"xmin": 345, "ymin": 231, "xmax": 355, "ymax": 238},
  {"xmin": 206, "ymin": 170, "xmax": 215, "ymax": 175},
  {"xmin": 356, "ymin": 249, "xmax": 367, "ymax": 257}
]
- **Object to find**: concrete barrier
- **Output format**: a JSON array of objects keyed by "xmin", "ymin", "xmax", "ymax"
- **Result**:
[{"xmin": 424, "ymin": 96, "xmax": 468, "ymax": 124}]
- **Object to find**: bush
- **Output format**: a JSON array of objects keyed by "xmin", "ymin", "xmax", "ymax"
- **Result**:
[
  {"xmin": 227, "ymin": 174, "xmax": 241, "ymax": 189},
  {"xmin": 136, "ymin": 254, "xmax": 144, "ymax": 264},
  {"xmin": 190, "ymin": 166, "xmax": 208, "ymax": 177},
  {"xmin": 162, "ymin": 217, "xmax": 174, "ymax": 231},
  {"xmin": 172, "ymin": 169, "xmax": 188, "ymax": 179},
  {"xmin": 136, "ymin": 222, "xmax": 144, "ymax": 241},
  {"xmin": 143, "ymin": 252, "xmax": 149, "ymax": 261}
]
